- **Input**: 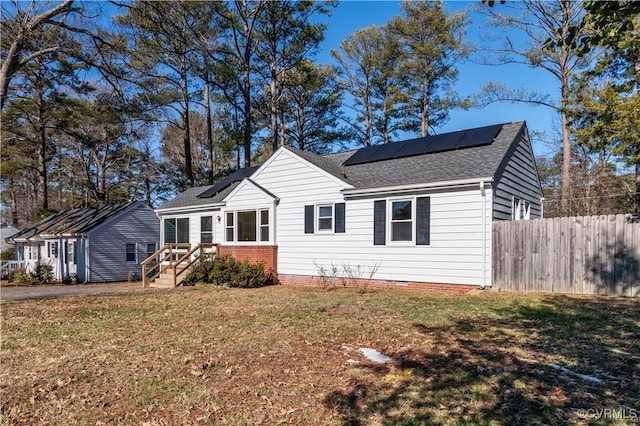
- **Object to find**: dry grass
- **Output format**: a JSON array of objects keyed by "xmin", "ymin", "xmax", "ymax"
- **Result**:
[{"xmin": 1, "ymin": 285, "xmax": 639, "ymax": 425}]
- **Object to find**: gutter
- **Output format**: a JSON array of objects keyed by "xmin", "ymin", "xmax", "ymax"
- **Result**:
[
  {"xmin": 341, "ymin": 177, "xmax": 494, "ymax": 199},
  {"xmin": 155, "ymin": 202, "xmax": 225, "ymax": 215}
]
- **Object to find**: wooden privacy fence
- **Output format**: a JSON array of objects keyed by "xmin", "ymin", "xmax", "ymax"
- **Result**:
[{"xmin": 493, "ymin": 214, "xmax": 639, "ymax": 296}]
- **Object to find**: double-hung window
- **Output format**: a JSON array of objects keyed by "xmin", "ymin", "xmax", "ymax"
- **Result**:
[
  {"xmin": 225, "ymin": 212, "xmax": 234, "ymax": 242},
  {"xmin": 68, "ymin": 241, "xmax": 76, "ymax": 265},
  {"xmin": 390, "ymin": 200, "xmax": 413, "ymax": 242},
  {"xmin": 147, "ymin": 243, "xmax": 157, "ymax": 258},
  {"xmin": 317, "ymin": 205, "xmax": 333, "ymax": 231},
  {"xmin": 126, "ymin": 243, "xmax": 136, "ymax": 262},
  {"xmin": 304, "ymin": 203, "xmax": 345, "ymax": 234},
  {"xmin": 374, "ymin": 197, "xmax": 430, "ymax": 246}
]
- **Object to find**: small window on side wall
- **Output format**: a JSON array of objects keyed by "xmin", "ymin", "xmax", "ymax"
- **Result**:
[
  {"xmin": 147, "ymin": 243, "xmax": 156, "ymax": 258},
  {"xmin": 126, "ymin": 243, "xmax": 136, "ymax": 262},
  {"xmin": 226, "ymin": 212, "xmax": 234, "ymax": 242},
  {"xmin": 260, "ymin": 209, "xmax": 269, "ymax": 242},
  {"xmin": 391, "ymin": 200, "xmax": 412, "ymax": 242},
  {"xmin": 317, "ymin": 205, "xmax": 333, "ymax": 231},
  {"xmin": 305, "ymin": 203, "xmax": 345, "ymax": 234}
]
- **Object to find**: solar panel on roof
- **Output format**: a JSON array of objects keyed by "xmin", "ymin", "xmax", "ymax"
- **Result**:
[
  {"xmin": 341, "ymin": 145, "xmax": 380, "ymax": 166},
  {"xmin": 197, "ymin": 166, "xmax": 259, "ymax": 198},
  {"xmin": 341, "ymin": 123, "xmax": 504, "ymax": 166},
  {"xmin": 395, "ymin": 137, "xmax": 434, "ymax": 158},
  {"xmin": 366, "ymin": 142, "xmax": 403, "ymax": 162},
  {"xmin": 455, "ymin": 124, "xmax": 502, "ymax": 149},
  {"xmin": 423, "ymin": 130, "xmax": 465, "ymax": 154}
]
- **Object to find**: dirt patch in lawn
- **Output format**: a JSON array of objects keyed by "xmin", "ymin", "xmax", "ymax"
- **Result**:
[{"xmin": 1, "ymin": 286, "xmax": 639, "ymax": 425}]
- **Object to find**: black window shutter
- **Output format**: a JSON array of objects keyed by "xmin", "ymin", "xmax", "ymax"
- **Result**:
[
  {"xmin": 374, "ymin": 200, "xmax": 386, "ymax": 245},
  {"xmin": 416, "ymin": 196, "xmax": 431, "ymax": 245},
  {"xmin": 335, "ymin": 203, "xmax": 346, "ymax": 233},
  {"xmin": 304, "ymin": 205, "xmax": 314, "ymax": 234}
]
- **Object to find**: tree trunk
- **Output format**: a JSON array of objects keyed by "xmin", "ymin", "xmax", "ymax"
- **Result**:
[
  {"xmin": 0, "ymin": 38, "xmax": 22, "ymax": 110},
  {"xmin": 204, "ymin": 82, "xmax": 214, "ymax": 185},
  {"xmin": 364, "ymin": 76, "xmax": 372, "ymax": 146},
  {"xmin": 278, "ymin": 107, "xmax": 286, "ymax": 148},
  {"xmin": 243, "ymin": 47, "xmax": 252, "ymax": 168},
  {"xmin": 37, "ymin": 86, "xmax": 48, "ymax": 211},
  {"xmin": 181, "ymin": 55, "xmax": 194, "ymax": 187},
  {"xmin": 560, "ymin": 77, "xmax": 571, "ymax": 215},
  {"xmin": 10, "ymin": 181, "xmax": 18, "ymax": 226},
  {"xmin": 270, "ymin": 74, "xmax": 278, "ymax": 153},
  {"xmin": 420, "ymin": 82, "xmax": 428, "ymax": 137}
]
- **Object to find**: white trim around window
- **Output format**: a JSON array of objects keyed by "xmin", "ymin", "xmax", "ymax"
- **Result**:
[
  {"xmin": 317, "ymin": 204, "xmax": 334, "ymax": 232},
  {"xmin": 224, "ymin": 208, "xmax": 271, "ymax": 244}
]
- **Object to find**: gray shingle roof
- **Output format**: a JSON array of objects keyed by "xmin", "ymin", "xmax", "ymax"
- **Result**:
[
  {"xmin": 286, "ymin": 121, "xmax": 526, "ymax": 190},
  {"xmin": 157, "ymin": 181, "xmax": 239, "ymax": 210},
  {"xmin": 159, "ymin": 121, "xmax": 526, "ymax": 210},
  {"xmin": 8, "ymin": 202, "xmax": 140, "ymax": 241}
]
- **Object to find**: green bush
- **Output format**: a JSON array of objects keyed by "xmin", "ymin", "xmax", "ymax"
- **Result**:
[
  {"xmin": 183, "ymin": 255, "xmax": 277, "ymax": 288},
  {"xmin": 34, "ymin": 264, "xmax": 54, "ymax": 284},
  {"xmin": 1, "ymin": 247, "xmax": 15, "ymax": 261},
  {"xmin": 10, "ymin": 268, "xmax": 33, "ymax": 284}
]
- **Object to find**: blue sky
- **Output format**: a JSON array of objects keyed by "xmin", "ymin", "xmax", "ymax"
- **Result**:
[{"xmin": 316, "ymin": 1, "xmax": 560, "ymax": 158}]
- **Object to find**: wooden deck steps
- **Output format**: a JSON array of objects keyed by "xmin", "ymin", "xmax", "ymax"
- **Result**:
[{"xmin": 149, "ymin": 262, "xmax": 191, "ymax": 288}]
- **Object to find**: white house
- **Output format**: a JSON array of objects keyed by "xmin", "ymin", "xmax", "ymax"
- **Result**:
[
  {"xmin": 155, "ymin": 121, "xmax": 542, "ymax": 292},
  {"xmin": 8, "ymin": 202, "xmax": 159, "ymax": 282}
]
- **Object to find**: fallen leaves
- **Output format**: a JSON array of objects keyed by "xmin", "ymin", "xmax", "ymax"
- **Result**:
[{"xmin": 1, "ymin": 286, "xmax": 638, "ymax": 425}]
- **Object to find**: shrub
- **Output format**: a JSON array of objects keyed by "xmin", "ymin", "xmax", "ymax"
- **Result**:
[
  {"xmin": 33, "ymin": 264, "xmax": 54, "ymax": 284},
  {"xmin": 183, "ymin": 255, "xmax": 276, "ymax": 288},
  {"xmin": 1, "ymin": 247, "xmax": 15, "ymax": 261},
  {"xmin": 10, "ymin": 268, "xmax": 33, "ymax": 284}
]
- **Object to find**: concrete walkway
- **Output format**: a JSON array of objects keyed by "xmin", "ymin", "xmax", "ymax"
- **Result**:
[{"xmin": 0, "ymin": 282, "xmax": 151, "ymax": 302}]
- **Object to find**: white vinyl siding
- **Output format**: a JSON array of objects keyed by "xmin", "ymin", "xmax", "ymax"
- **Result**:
[{"xmin": 250, "ymin": 149, "xmax": 492, "ymax": 286}]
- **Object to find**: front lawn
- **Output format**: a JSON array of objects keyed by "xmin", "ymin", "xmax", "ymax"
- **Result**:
[{"xmin": 1, "ymin": 286, "xmax": 638, "ymax": 425}]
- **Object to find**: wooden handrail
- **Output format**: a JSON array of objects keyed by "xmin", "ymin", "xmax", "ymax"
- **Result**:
[
  {"xmin": 141, "ymin": 243, "xmax": 191, "ymax": 287},
  {"xmin": 141, "ymin": 243, "xmax": 217, "ymax": 287},
  {"xmin": 173, "ymin": 243, "xmax": 217, "ymax": 286}
]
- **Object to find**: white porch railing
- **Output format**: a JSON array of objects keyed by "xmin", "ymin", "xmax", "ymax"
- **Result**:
[{"xmin": 1, "ymin": 260, "xmax": 25, "ymax": 278}]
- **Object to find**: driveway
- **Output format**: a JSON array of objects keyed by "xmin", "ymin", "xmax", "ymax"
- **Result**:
[{"xmin": 0, "ymin": 282, "xmax": 151, "ymax": 302}]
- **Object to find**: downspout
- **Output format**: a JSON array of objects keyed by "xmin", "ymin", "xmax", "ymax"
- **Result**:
[
  {"xmin": 85, "ymin": 236, "xmax": 90, "ymax": 283},
  {"xmin": 480, "ymin": 181, "xmax": 487, "ymax": 290}
]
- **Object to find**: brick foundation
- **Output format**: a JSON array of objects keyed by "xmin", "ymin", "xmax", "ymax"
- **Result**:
[
  {"xmin": 218, "ymin": 245, "xmax": 278, "ymax": 274},
  {"xmin": 278, "ymin": 274, "xmax": 478, "ymax": 294}
]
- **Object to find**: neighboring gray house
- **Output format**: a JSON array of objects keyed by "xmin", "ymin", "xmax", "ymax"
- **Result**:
[
  {"xmin": 7, "ymin": 202, "xmax": 159, "ymax": 282},
  {"xmin": 1, "ymin": 224, "xmax": 19, "ymax": 252},
  {"xmin": 154, "ymin": 121, "xmax": 543, "ymax": 291}
]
